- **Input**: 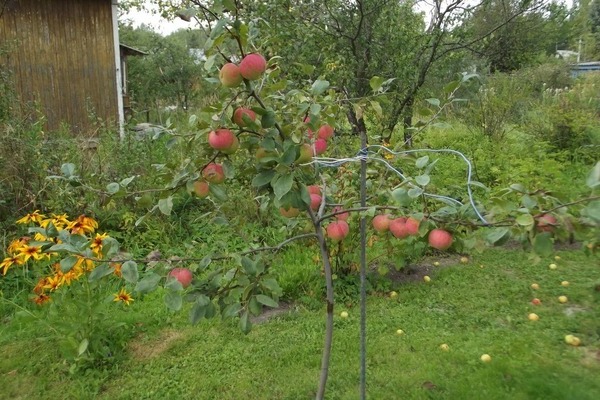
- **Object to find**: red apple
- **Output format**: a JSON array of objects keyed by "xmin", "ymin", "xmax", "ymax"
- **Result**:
[
  {"xmin": 318, "ymin": 125, "xmax": 334, "ymax": 140},
  {"xmin": 168, "ymin": 267, "xmax": 193, "ymax": 288},
  {"xmin": 239, "ymin": 53, "xmax": 267, "ymax": 80},
  {"xmin": 390, "ymin": 218, "xmax": 410, "ymax": 239},
  {"xmin": 372, "ymin": 214, "xmax": 391, "ymax": 232},
  {"xmin": 280, "ymin": 206, "xmax": 300, "ymax": 218},
  {"xmin": 310, "ymin": 194, "xmax": 322, "ymax": 211},
  {"xmin": 404, "ymin": 217, "xmax": 420, "ymax": 236},
  {"xmin": 221, "ymin": 135, "xmax": 239, "ymax": 155},
  {"xmin": 193, "ymin": 181, "xmax": 209, "ymax": 198},
  {"xmin": 536, "ymin": 214, "xmax": 557, "ymax": 232},
  {"xmin": 308, "ymin": 185, "xmax": 321, "ymax": 196},
  {"xmin": 327, "ymin": 220, "xmax": 349, "ymax": 242},
  {"xmin": 313, "ymin": 138, "xmax": 327, "ymax": 155},
  {"xmin": 296, "ymin": 143, "xmax": 313, "ymax": 164},
  {"xmin": 202, "ymin": 163, "xmax": 225, "ymax": 184},
  {"xmin": 208, "ymin": 128, "xmax": 236, "ymax": 151},
  {"xmin": 428, "ymin": 229, "xmax": 453, "ymax": 250},
  {"xmin": 232, "ymin": 107, "xmax": 256, "ymax": 127},
  {"xmin": 219, "ymin": 63, "xmax": 242, "ymax": 87},
  {"xmin": 531, "ymin": 298, "xmax": 541, "ymax": 305},
  {"xmin": 332, "ymin": 206, "xmax": 349, "ymax": 221}
]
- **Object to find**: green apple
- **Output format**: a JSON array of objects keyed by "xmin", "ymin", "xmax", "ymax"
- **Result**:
[
  {"xmin": 480, "ymin": 354, "xmax": 492, "ymax": 362},
  {"xmin": 340, "ymin": 311, "xmax": 349, "ymax": 318}
]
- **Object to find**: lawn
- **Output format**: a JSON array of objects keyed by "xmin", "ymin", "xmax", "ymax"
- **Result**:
[{"xmin": 1, "ymin": 248, "xmax": 599, "ymax": 399}]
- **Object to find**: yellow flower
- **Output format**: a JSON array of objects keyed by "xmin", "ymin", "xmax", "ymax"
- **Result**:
[
  {"xmin": 16, "ymin": 210, "xmax": 46, "ymax": 225},
  {"xmin": 32, "ymin": 293, "xmax": 51, "ymax": 305},
  {"xmin": 33, "ymin": 277, "xmax": 48, "ymax": 294},
  {"xmin": 384, "ymin": 153, "xmax": 395, "ymax": 160},
  {"xmin": 113, "ymin": 288, "xmax": 134, "ymax": 306},
  {"xmin": 67, "ymin": 215, "xmax": 98, "ymax": 235},
  {"xmin": 1, "ymin": 255, "xmax": 25, "ymax": 275},
  {"xmin": 16, "ymin": 245, "xmax": 44, "ymax": 263},
  {"xmin": 112, "ymin": 263, "xmax": 122, "ymax": 277},
  {"xmin": 74, "ymin": 255, "xmax": 95, "ymax": 272},
  {"xmin": 40, "ymin": 213, "xmax": 70, "ymax": 230},
  {"xmin": 7, "ymin": 237, "xmax": 30, "ymax": 254},
  {"xmin": 43, "ymin": 275, "xmax": 62, "ymax": 291},
  {"xmin": 90, "ymin": 233, "xmax": 109, "ymax": 258}
]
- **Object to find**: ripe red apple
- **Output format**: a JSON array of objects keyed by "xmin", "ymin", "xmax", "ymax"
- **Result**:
[
  {"xmin": 310, "ymin": 194, "xmax": 322, "ymax": 211},
  {"xmin": 308, "ymin": 185, "xmax": 321, "ymax": 196},
  {"xmin": 536, "ymin": 214, "xmax": 557, "ymax": 232},
  {"xmin": 332, "ymin": 206, "xmax": 349, "ymax": 221},
  {"xmin": 239, "ymin": 53, "xmax": 267, "ymax": 80},
  {"xmin": 318, "ymin": 125, "xmax": 334, "ymax": 140},
  {"xmin": 313, "ymin": 138, "xmax": 327, "ymax": 155},
  {"xmin": 193, "ymin": 181, "xmax": 209, "ymax": 198},
  {"xmin": 531, "ymin": 298, "xmax": 541, "ymax": 305},
  {"xmin": 168, "ymin": 267, "xmax": 193, "ymax": 288},
  {"xmin": 221, "ymin": 135, "xmax": 239, "ymax": 155},
  {"xmin": 296, "ymin": 143, "xmax": 313, "ymax": 164},
  {"xmin": 327, "ymin": 220, "xmax": 349, "ymax": 242},
  {"xmin": 208, "ymin": 128, "xmax": 236, "ymax": 151},
  {"xmin": 219, "ymin": 63, "xmax": 242, "ymax": 87},
  {"xmin": 372, "ymin": 214, "xmax": 391, "ymax": 232},
  {"xmin": 428, "ymin": 229, "xmax": 453, "ymax": 250},
  {"xmin": 202, "ymin": 163, "xmax": 225, "ymax": 184},
  {"xmin": 280, "ymin": 206, "xmax": 300, "ymax": 218},
  {"xmin": 389, "ymin": 218, "xmax": 409, "ymax": 238},
  {"xmin": 232, "ymin": 107, "xmax": 257, "ymax": 127},
  {"xmin": 404, "ymin": 217, "xmax": 420, "ymax": 236}
]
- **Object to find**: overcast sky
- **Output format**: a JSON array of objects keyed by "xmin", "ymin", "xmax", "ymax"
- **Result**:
[{"xmin": 120, "ymin": 4, "xmax": 192, "ymax": 35}]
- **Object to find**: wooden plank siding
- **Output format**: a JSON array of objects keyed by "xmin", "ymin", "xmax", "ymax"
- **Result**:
[{"xmin": 0, "ymin": 0, "xmax": 118, "ymax": 134}]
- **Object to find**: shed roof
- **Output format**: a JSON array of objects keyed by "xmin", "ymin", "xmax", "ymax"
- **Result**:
[{"xmin": 120, "ymin": 43, "xmax": 147, "ymax": 57}]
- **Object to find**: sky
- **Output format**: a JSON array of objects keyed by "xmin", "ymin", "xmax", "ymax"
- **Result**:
[{"xmin": 120, "ymin": 3, "xmax": 192, "ymax": 35}]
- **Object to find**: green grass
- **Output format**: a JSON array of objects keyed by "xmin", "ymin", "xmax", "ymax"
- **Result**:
[{"xmin": 1, "ymin": 248, "xmax": 599, "ymax": 399}]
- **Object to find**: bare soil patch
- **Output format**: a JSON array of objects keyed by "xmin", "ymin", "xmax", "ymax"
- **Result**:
[{"xmin": 128, "ymin": 329, "xmax": 185, "ymax": 361}]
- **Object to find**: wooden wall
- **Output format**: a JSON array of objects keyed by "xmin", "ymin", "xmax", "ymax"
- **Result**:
[{"xmin": 0, "ymin": 0, "xmax": 118, "ymax": 134}]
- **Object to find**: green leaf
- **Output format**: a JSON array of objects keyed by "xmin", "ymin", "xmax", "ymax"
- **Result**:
[
  {"xmin": 586, "ymin": 161, "xmax": 600, "ymax": 188},
  {"xmin": 198, "ymin": 256, "xmax": 212, "ymax": 271},
  {"xmin": 241, "ymin": 257, "xmax": 256, "ymax": 275},
  {"xmin": 120, "ymin": 176, "xmax": 136, "ymax": 187},
  {"xmin": 311, "ymin": 79, "xmax": 329, "ymax": 96},
  {"xmin": 256, "ymin": 294, "xmax": 278, "ymax": 308},
  {"xmin": 391, "ymin": 188, "xmax": 413, "ymax": 206},
  {"xmin": 88, "ymin": 264, "xmax": 113, "ymax": 282},
  {"xmin": 280, "ymin": 145, "xmax": 298, "ymax": 166},
  {"xmin": 516, "ymin": 214, "xmax": 534, "ymax": 227},
  {"xmin": 121, "ymin": 261, "xmax": 139, "ymax": 284},
  {"xmin": 239, "ymin": 310, "xmax": 252, "ymax": 334},
  {"xmin": 61, "ymin": 163, "xmax": 76, "ymax": 177},
  {"xmin": 204, "ymin": 54, "xmax": 217, "ymax": 71},
  {"xmin": 106, "ymin": 182, "xmax": 120, "ymax": 195},
  {"xmin": 370, "ymin": 100, "xmax": 383, "ymax": 118},
  {"xmin": 584, "ymin": 200, "xmax": 600, "ymax": 222},
  {"xmin": 210, "ymin": 18, "xmax": 229, "ymax": 39},
  {"xmin": 533, "ymin": 232, "xmax": 554, "ymax": 257},
  {"xmin": 369, "ymin": 76, "xmax": 385, "ymax": 92},
  {"xmin": 164, "ymin": 291, "xmax": 183, "ymax": 311},
  {"xmin": 222, "ymin": 303, "xmax": 242, "ymax": 318},
  {"xmin": 135, "ymin": 273, "xmax": 161, "ymax": 294},
  {"xmin": 415, "ymin": 174, "xmax": 430, "ymax": 186},
  {"xmin": 271, "ymin": 173, "xmax": 294, "ymax": 200},
  {"xmin": 189, "ymin": 301, "xmax": 206, "ymax": 325},
  {"xmin": 486, "ymin": 228, "xmax": 510, "ymax": 246},
  {"xmin": 49, "ymin": 243, "xmax": 79, "ymax": 253},
  {"xmin": 425, "ymin": 98, "xmax": 440, "ymax": 108},
  {"xmin": 252, "ymin": 169, "xmax": 276, "ymax": 187},
  {"xmin": 408, "ymin": 187, "xmax": 424, "ymax": 198},
  {"xmin": 415, "ymin": 156, "xmax": 429, "ymax": 169},
  {"xmin": 443, "ymin": 80, "xmax": 461, "ymax": 96},
  {"xmin": 60, "ymin": 255, "xmax": 79, "ymax": 273},
  {"xmin": 77, "ymin": 338, "xmax": 89, "ymax": 356},
  {"xmin": 209, "ymin": 184, "xmax": 228, "ymax": 202},
  {"xmin": 261, "ymin": 110, "xmax": 276, "ymax": 128},
  {"xmin": 158, "ymin": 197, "xmax": 173, "ymax": 216}
]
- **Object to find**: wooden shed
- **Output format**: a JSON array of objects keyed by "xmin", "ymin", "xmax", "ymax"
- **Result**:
[{"xmin": 0, "ymin": 0, "xmax": 127, "ymax": 136}]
